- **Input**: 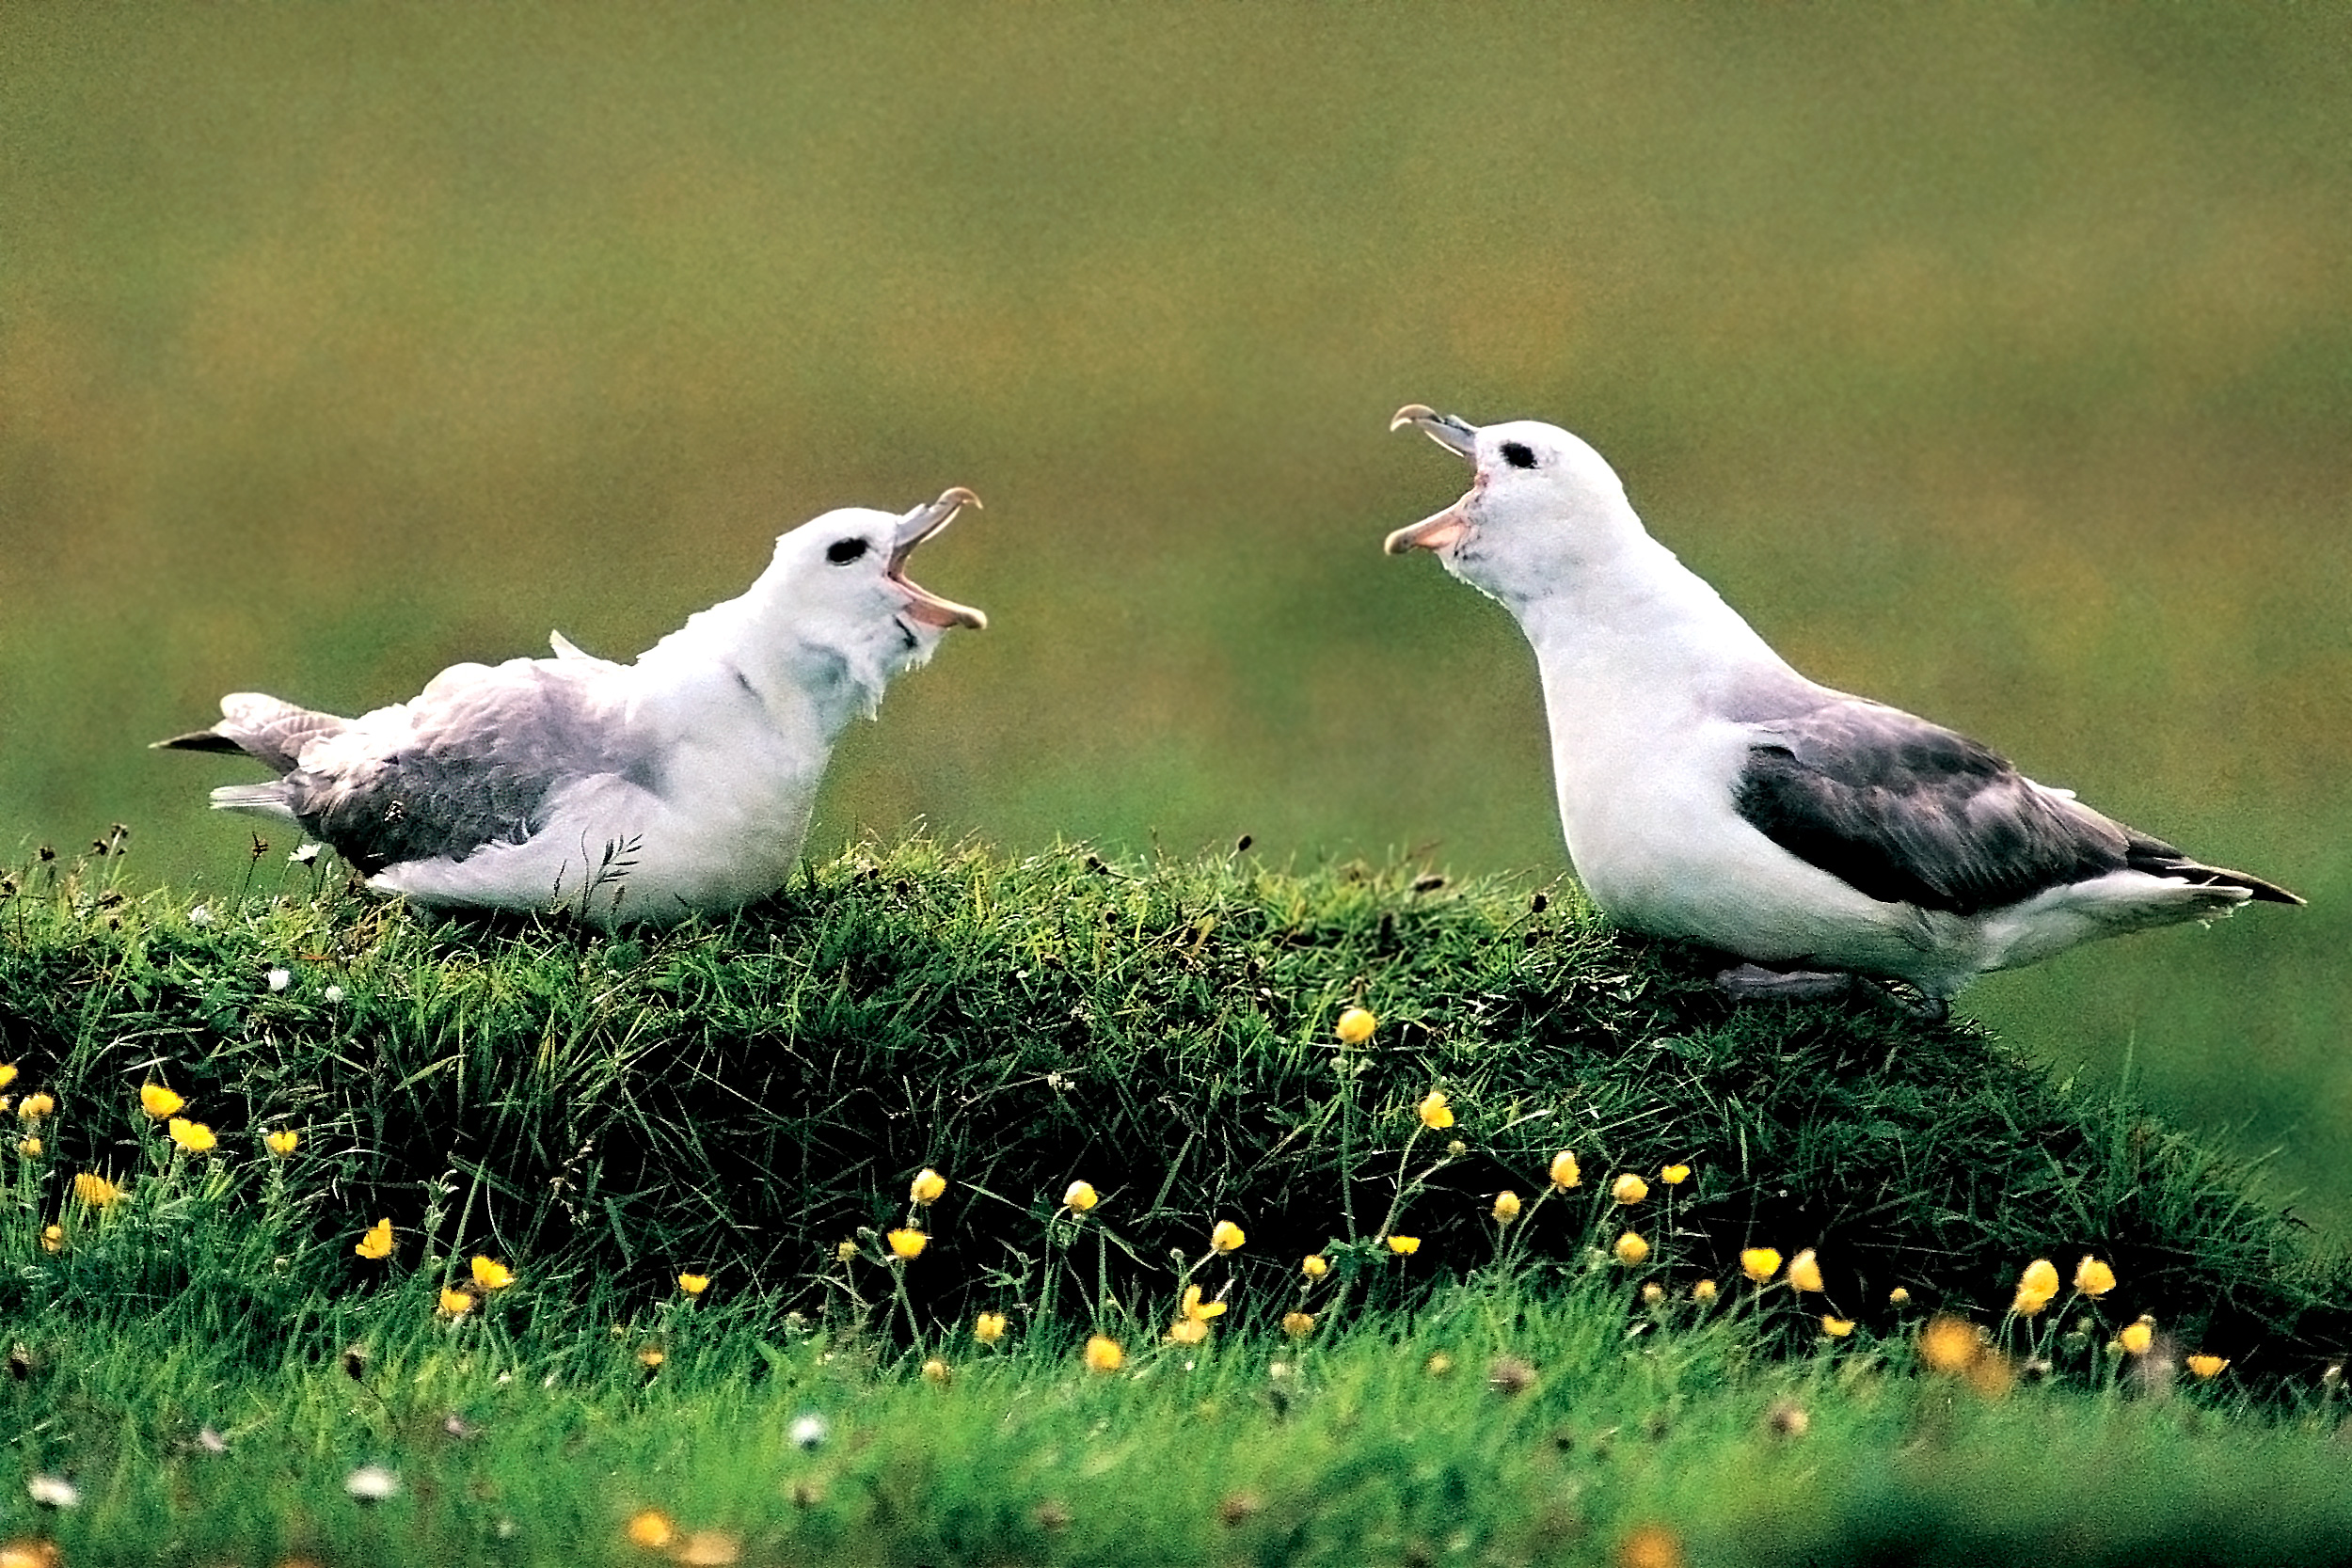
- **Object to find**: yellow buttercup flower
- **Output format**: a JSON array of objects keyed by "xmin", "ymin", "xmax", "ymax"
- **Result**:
[
  {"xmin": 1084, "ymin": 1335, "xmax": 1124, "ymax": 1372},
  {"xmin": 0, "ymin": 1065, "xmax": 15, "ymax": 1090},
  {"xmin": 1888, "ymin": 1286, "xmax": 1913, "ymax": 1307},
  {"xmin": 354, "ymin": 1218, "xmax": 393, "ymax": 1259},
  {"xmin": 1181, "ymin": 1285, "xmax": 1226, "ymax": 1323},
  {"xmin": 2185, "ymin": 1354, "xmax": 2228, "ymax": 1380},
  {"xmin": 439, "ymin": 1287, "xmax": 475, "ymax": 1317},
  {"xmin": 1919, "ymin": 1316, "xmax": 1981, "ymax": 1375},
  {"xmin": 1491, "ymin": 1190, "xmax": 1522, "ymax": 1223},
  {"xmin": 835, "ymin": 1240, "xmax": 861, "ymax": 1262},
  {"xmin": 18, "ymin": 1094, "xmax": 54, "ymax": 1121},
  {"xmin": 2016, "ymin": 1259, "xmax": 2059, "ymax": 1304},
  {"xmin": 974, "ymin": 1312, "xmax": 1008, "ymax": 1345},
  {"xmin": 72, "ymin": 1171, "xmax": 119, "ymax": 1208},
  {"xmin": 1740, "ymin": 1247, "xmax": 1782, "ymax": 1284},
  {"xmin": 1660, "ymin": 1164, "xmax": 1691, "ymax": 1185},
  {"xmin": 1168, "ymin": 1317, "xmax": 1209, "ymax": 1346},
  {"xmin": 1692, "ymin": 1279, "xmax": 1719, "ymax": 1303},
  {"xmin": 1301, "ymin": 1254, "xmax": 1328, "ymax": 1278},
  {"xmin": 139, "ymin": 1084, "xmax": 184, "ymax": 1119},
  {"xmin": 263, "ymin": 1129, "xmax": 300, "ymax": 1157},
  {"xmin": 920, "ymin": 1357, "xmax": 950, "ymax": 1385},
  {"xmin": 887, "ymin": 1228, "xmax": 929, "ymax": 1260},
  {"xmin": 1642, "ymin": 1282, "xmax": 1665, "ymax": 1306},
  {"xmin": 1417, "ymin": 1089, "xmax": 1454, "ymax": 1131},
  {"xmin": 166, "ymin": 1117, "xmax": 216, "ymax": 1154},
  {"xmin": 1335, "ymin": 1006, "xmax": 1376, "ymax": 1045},
  {"xmin": 1063, "ymin": 1180, "xmax": 1098, "ymax": 1212},
  {"xmin": 1788, "ymin": 1249, "xmax": 1824, "ymax": 1293},
  {"xmin": 1548, "ymin": 1150, "xmax": 1581, "ymax": 1190},
  {"xmin": 627, "ymin": 1510, "xmax": 676, "ymax": 1549},
  {"xmin": 1820, "ymin": 1315, "xmax": 1855, "ymax": 1338},
  {"xmin": 1282, "ymin": 1310, "xmax": 1315, "ymax": 1339},
  {"xmin": 677, "ymin": 1272, "xmax": 710, "ymax": 1296},
  {"xmin": 1611, "ymin": 1173, "xmax": 1649, "ymax": 1205},
  {"xmin": 470, "ymin": 1256, "xmax": 515, "ymax": 1291},
  {"xmin": 910, "ymin": 1168, "xmax": 947, "ymax": 1205},
  {"xmin": 1613, "ymin": 1230, "xmax": 1650, "ymax": 1265},
  {"xmin": 2120, "ymin": 1318, "xmax": 2154, "ymax": 1355},
  {"xmin": 2011, "ymin": 1283, "xmax": 2054, "ymax": 1316},
  {"xmin": 17, "ymin": 1137, "xmax": 39, "ymax": 1157},
  {"xmin": 1211, "ymin": 1220, "xmax": 1245, "ymax": 1254},
  {"xmin": 1387, "ymin": 1235, "xmax": 1422, "ymax": 1256},
  {"xmin": 2074, "ymin": 1256, "xmax": 2117, "ymax": 1297},
  {"xmin": 40, "ymin": 1224, "xmax": 62, "ymax": 1253},
  {"xmin": 637, "ymin": 1346, "xmax": 666, "ymax": 1370}
]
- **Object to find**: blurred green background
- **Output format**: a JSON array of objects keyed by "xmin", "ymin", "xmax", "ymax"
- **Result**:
[{"xmin": 4, "ymin": 10, "xmax": 2346, "ymax": 1220}]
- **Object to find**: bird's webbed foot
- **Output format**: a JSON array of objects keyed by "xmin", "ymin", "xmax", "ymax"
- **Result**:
[{"xmin": 1712, "ymin": 962, "xmax": 1859, "ymax": 1003}]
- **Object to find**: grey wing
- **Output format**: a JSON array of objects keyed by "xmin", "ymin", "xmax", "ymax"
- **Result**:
[
  {"xmin": 283, "ymin": 660, "xmax": 653, "ymax": 875},
  {"xmin": 154, "ymin": 693, "xmax": 352, "ymax": 774},
  {"xmin": 1729, "ymin": 698, "xmax": 2154, "ymax": 915}
]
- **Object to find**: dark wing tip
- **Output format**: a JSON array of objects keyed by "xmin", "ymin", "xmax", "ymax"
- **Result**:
[{"xmin": 152, "ymin": 731, "xmax": 246, "ymax": 754}]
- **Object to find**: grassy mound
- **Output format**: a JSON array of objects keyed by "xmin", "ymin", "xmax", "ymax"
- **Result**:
[{"xmin": 0, "ymin": 837, "xmax": 2342, "ymax": 1381}]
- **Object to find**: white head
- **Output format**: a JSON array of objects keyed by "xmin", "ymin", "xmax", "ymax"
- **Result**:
[
  {"xmin": 735, "ymin": 486, "xmax": 987, "ymax": 722},
  {"xmin": 1382, "ymin": 406, "xmax": 1650, "ymax": 611}
]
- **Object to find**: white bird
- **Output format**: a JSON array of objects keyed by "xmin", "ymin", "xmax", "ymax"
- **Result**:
[
  {"xmin": 1385, "ymin": 405, "xmax": 2298, "ymax": 1015},
  {"xmin": 160, "ymin": 487, "xmax": 988, "ymax": 927}
]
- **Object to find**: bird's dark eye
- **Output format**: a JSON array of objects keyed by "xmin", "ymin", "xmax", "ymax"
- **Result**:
[
  {"xmin": 826, "ymin": 538, "xmax": 870, "ymax": 565},
  {"xmin": 1501, "ymin": 441, "xmax": 1537, "ymax": 470}
]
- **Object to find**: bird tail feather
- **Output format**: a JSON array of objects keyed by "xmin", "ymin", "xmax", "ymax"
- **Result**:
[
  {"xmin": 153, "ymin": 693, "xmax": 350, "ymax": 775},
  {"xmin": 208, "ymin": 783, "xmax": 302, "ymax": 825}
]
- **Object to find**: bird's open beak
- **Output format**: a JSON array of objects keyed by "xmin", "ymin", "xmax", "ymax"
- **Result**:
[
  {"xmin": 1384, "ymin": 404, "xmax": 1480, "ymax": 555},
  {"xmin": 889, "ymin": 487, "xmax": 988, "ymax": 630},
  {"xmin": 1390, "ymin": 404, "xmax": 1480, "ymax": 460}
]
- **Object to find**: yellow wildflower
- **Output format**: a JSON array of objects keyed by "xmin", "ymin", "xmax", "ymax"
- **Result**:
[
  {"xmin": 1211, "ymin": 1219, "xmax": 1245, "ymax": 1253},
  {"xmin": 2074, "ymin": 1256, "xmax": 2117, "ymax": 1297},
  {"xmin": 438, "ymin": 1287, "xmax": 474, "ymax": 1318},
  {"xmin": 835, "ymin": 1240, "xmax": 860, "ymax": 1262},
  {"xmin": 1611, "ymin": 1173, "xmax": 1649, "ymax": 1205},
  {"xmin": 1821, "ymin": 1315, "xmax": 1855, "ymax": 1338},
  {"xmin": 1335, "ymin": 1006, "xmax": 1376, "ymax": 1045},
  {"xmin": 1282, "ymin": 1310, "xmax": 1315, "ymax": 1339},
  {"xmin": 354, "ymin": 1218, "xmax": 393, "ymax": 1259},
  {"xmin": 1919, "ymin": 1316, "xmax": 1980, "ymax": 1375},
  {"xmin": 1692, "ymin": 1279, "xmax": 1719, "ymax": 1303},
  {"xmin": 1660, "ymin": 1164, "xmax": 1691, "ymax": 1186},
  {"xmin": 1613, "ymin": 1230, "xmax": 1650, "ymax": 1266},
  {"xmin": 166, "ymin": 1117, "xmax": 215, "ymax": 1154},
  {"xmin": 72, "ymin": 1172, "xmax": 120, "ymax": 1209},
  {"xmin": 1642, "ymin": 1282, "xmax": 1665, "ymax": 1305},
  {"xmin": 677, "ymin": 1273, "xmax": 710, "ymax": 1296},
  {"xmin": 1168, "ymin": 1317, "xmax": 1209, "ymax": 1346},
  {"xmin": 887, "ymin": 1228, "xmax": 929, "ymax": 1260},
  {"xmin": 974, "ymin": 1312, "xmax": 1008, "ymax": 1345},
  {"xmin": 1549, "ymin": 1150, "xmax": 1581, "ymax": 1190},
  {"xmin": 139, "ymin": 1084, "xmax": 184, "ymax": 1119},
  {"xmin": 626, "ymin": 1510, "xmax": 675, "ymax": 1549},
  {"xmin": 2011, "ymin": 1282, "xmax": 2054, "ymax": 1316},
  {"xmin": 921, "ymin": 1357, "xmax": 950, "ymax": 1385},
  {"xmin": 2015, "ymin": 1259, "xmax": 2059, "ymax": 1305},
  {"xmin": 18, "ymin": 1094, "xmax": 53, "ymax": 1121},
  {"xmin": 1788, "ymin": 1248, "xmax": 1824, "ymax": 1293},
  {"xmin": 1888, "ymin": 1286, "xmax": 1912, "ymax": 1307},
  {"xmin": 470, "ymin": 1256, "xmax": 515, "ymax": 1291},
  {"xmin": 2120, "ymin": 1318, "xmax": 2154, "ymax": 1355},
  {"xmin": 1491, "ymin": 1190, "xmax": 1522, "ymax": 1223},
  {"xmin": 910, "ymin": 1167, "xmax": 947, "ymax": 1205},
  {"xmin": 40, "ymin": 1224, "xmax": 62, "ymax": 1253},
  {"xmin": 1618, "ymin": 1522, "xmax": 1686, "ymax": 1568},
  {"xmin": 1387, "ymin": 1235, "xmax": 1422, "ymax": 1256},
  {"xmin": 637, "ymin": 1346, "xmax": 665, "ymax": 1370},
  {"xmin": 1062, "ymin": 1180, "xmax": 1098, "ymax": 1212},
  {"xmin": 264, "ymin": 1129, "xmax": 299, "ymax": 1157},
  {"xmin": 16, "ymin": 1138, "xmax": 38, "ymax": 1158},
  {"xmin": 2185, "ymin": 1354, "xmax": 2228, "ymax": 1380},
  {"xmin": 1740, "ymin": 1247, "xmax": 1782, "ymax": 1283},
  {"xmin": 1417, "ymin": 1089, "xmax": 1454, "ymax": 1131},
  {"xmin": 1084, "ymin": 1335, "xmax": 1123, "ymax": 1372},
  {"xmin": 0, "ymin": 1065, "xmax": 14, "ymax": 1089},
  {"xmin": 1301, "ymin": 1254, "xmax": 1328, "ymax": 1278},
  {"xmin": 1181, "ymin": 1285, "xmax": 1226, "ymax": 1323}
]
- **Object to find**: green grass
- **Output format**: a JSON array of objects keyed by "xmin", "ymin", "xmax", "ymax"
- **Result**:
[{"xmin": 4, "ymin": 841, "xmax": 2352, "ymax": 1561}]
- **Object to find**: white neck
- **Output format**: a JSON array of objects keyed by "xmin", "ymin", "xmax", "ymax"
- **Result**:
[{"xmin": 636, "ymin": 574, "xmax": 892, "ymax": 744}]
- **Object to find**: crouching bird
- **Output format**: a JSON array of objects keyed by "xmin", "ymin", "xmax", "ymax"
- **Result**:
[
  {"xmin": 159, "ymin": 487, "xmax": 987, "ymax": 927},
  {"xmin": 1384, "ymin": 406, "xmax": 2298, "ymax": 1016}
]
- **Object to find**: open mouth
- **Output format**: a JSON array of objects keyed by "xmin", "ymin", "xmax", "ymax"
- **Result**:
[
  {"xmin": 1384, "ymin": 404, "xmax": 1481, "ymax": 555},
  {"xmin": 888, "ymin": 487, "xmax": 988, "ymax": 630}
]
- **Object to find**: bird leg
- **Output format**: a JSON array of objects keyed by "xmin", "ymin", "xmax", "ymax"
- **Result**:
[{"xmin": 1712, "ymin": 963, "xmax": 1858, "ymax": 1002}]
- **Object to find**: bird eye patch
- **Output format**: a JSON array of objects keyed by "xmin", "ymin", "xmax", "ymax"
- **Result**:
[
  {"xmin": 826, "ymin": 538, "xmax": 870, "ymax": 564},
  {"xmin": 1501, "ymin": 441, "xmax": 1538, "ymax": 470}
]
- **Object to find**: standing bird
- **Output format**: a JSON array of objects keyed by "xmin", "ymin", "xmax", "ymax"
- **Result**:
[
  {"xmin": 160, "ymin": 487, "xmax": 987, "ymax": 927},
  {"xmin": 1384, "ymin": 406, "xmax": 2298, "ymax": 1015}
]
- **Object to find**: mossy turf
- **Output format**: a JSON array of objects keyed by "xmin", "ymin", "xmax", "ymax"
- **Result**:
[{"xmin": 0, "ymin": 838, "xmax": 2342, "ymax": 1385}]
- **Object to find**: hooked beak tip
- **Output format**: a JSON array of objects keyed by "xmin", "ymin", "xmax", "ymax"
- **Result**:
[{"xmin": 1390, "ymin": 403, "xmax": 1438, "ymax": 434}]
